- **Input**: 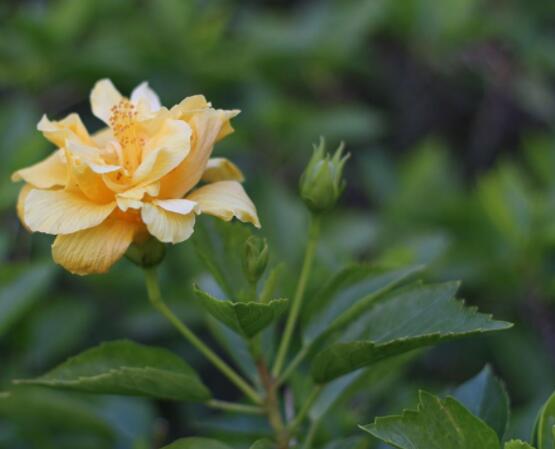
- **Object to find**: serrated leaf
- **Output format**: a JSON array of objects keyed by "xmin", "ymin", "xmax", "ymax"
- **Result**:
[
  {"xmin": 161, "ymin": 437, "xmax": 232, "ymax": 449},
  {"xmin": 304, "ymin": 264, "xmax": 423, "ymax": 345},
  {"xmin": 16, "ymin": 340, "xmax": 210, "ymax": 402},
  {"xmin": 249, "ymin": 439, "xmax": 276, "ymax": 449},
  {"xmin": 505, "ymin": 441, "xmax": 536, "ymax": 449},
  {"xmin": 360, "ymin": 390, "xmax": 500, "ymax": 449},
  {"xmin": 194, "ymin": 285, "xmax": 288, "ymax": 338},
  {"xmin": 534, "ymin": 391, "xmax": 555, "ymax": 449},
  {"xmin": 311, "ymin": 282, "xmax": 512, "ymax": 383},
  {"xmin": 453, "ymin": 365, "xmax": 510, "ymax": 439}
]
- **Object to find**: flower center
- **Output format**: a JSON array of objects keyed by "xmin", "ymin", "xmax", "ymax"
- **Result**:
[{"xmin": 109, "ymin": 99, "xmax": 145, "ymax": 174}]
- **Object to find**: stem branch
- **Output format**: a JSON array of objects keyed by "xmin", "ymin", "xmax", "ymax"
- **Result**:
[
  {"xmin": 207, "ymin": 399, "xmax": 264, "ymax": 415},
  {"xmin": 144, "ymin": 268, "xmax": 262, "ymax": 405}
]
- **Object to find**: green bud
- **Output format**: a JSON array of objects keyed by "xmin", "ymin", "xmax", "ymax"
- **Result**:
[
  {"xmin": 242, "ymin": 236, "xmax": 269, "ymax": 284},
  {"xmin": 126, "ymin": 237, "xmax": 166, "ymax": 269},
  {"xmin": 299, "ymin": 137, "xmax": 349, "ymax": 213}
]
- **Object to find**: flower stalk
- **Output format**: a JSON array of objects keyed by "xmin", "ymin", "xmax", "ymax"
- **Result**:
[
  {"xmin": 273, "ymin": 213, "xmax": 321, "ymax": 377},
  {"xmin": 144, "ymin": 268, "xmax": 262, "ymax": 405}
]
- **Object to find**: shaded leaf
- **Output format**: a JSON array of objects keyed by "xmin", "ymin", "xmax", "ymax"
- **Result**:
[
  {"xmin": 250, "ymin": 439, "xmax": 276, "ymax": 449},
  {"xmin": 452, "ymin": 365, "xmax": 510, "ymax": 439},
  {"xmin": 311, "ymin": 282, "xmax": 511, "ymax": 382},
  {"xmin": 0, "ymin": 263, "xmax": 54, "ymax": 337},
  {"xmin": 16, "ymin": 340, "xmax": 210, "ymax": 402},
  {"xmin": 194, "ymin": 285, "xmax": 288, "ymax": 338},
  {"xmin": 534, "ymin": 391, "xmax": 555, "ymax": 449},
  {"xmin": 161, "ymin": 437, "xmax": 232, "ymax": 449},
  {"xmin": 360, "ymin": 390, "xmax": 500, "ymax": 449}
]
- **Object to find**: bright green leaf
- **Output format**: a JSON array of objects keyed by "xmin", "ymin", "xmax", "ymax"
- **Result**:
[
  {"xmin": 453, "ymin": 365, "xmax": 510, "ymax": 439},
  {"xmin": 16, "ymin": 340, "xmax": 210, "ymax": 402},
  {"xmin": 360, "ymin": 390, "xmax": 500, "ymax": 449},
  {"xmin": 311, "ymin": 282, "xmax": 512, "ymax": 382},
  {"xmin": 505, "ymin": 440, "xmax": 536, "ymax": 449},
  {"xmin": 194, "ymin": 285, "xmax": 288, "ymax": 338},
  {"xmin": 161, "ymin": 437, "xmax": 232, "ymax": 449},
  {"xmin": 535, "ymin": 391, "xmax": 555, "ymax": 449}
]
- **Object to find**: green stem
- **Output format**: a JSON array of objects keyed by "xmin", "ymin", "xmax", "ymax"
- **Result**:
[
  {"xmin": 303, "ymin": 420, "xmax": 320, "ymax": 449},
  {"xmin": 207, "ymin": 399, "xmax": 265, "ymax": 415},
  {"xmin": 144, "ymin": 268, "xmax": 262, "ymax": 405},
  {"xmin": 276, "ymin": 346, "xmax": 309, "ymax": 388},
  {"xmin": 273, "ymin": 214, "xmax": 321, "ymax": 376},
  {"xmin": 288, "ymin": 386, "xmax": 322, "ymax": 434}
]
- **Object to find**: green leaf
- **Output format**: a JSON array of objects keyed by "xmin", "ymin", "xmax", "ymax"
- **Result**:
[
  {"xmin": 534, "ymin": 391, "xmax": 555, "ymax": 449},
  {"xmin": 16, "ymin": 339, "xmax": 211, "ymax": 402},
  {"xmin": 161, "ymin": 437, "xmax": 232, "ymax": 449},
  {"xmin": 249, "ymin": 439, "xmax": 276, "ymax": 449},
  {"xmin": 194, "ymin": 285, "xmax": 288, "ymax": 338},
  {"xmin": 304, "ymin": 264, "xmax": 423, "ymax": 344},
  {"xmin": 452, "ymin": 365, "xmax": 510, "ymax": 439},
  {"xmin": 360, "ymin": 390, "xmax": 500, "ymax": 449},
  {"xmin": 0, "ymin": 387, "xmax": 114, "ymax": 440},
  {"xmin": 505, "ymin": 441, "xmax": 536, "ymax": 449},
  {"xmin": 311, "ymin": 282, "xmax": 512, "ymax": 383},
  {"xmin": 0, "ymin": 263, "xmax": 54, "ymax": 337}
]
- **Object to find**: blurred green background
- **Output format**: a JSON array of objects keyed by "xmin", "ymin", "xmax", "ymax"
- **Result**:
[{"xmin": 2, "ymin": 0, "xmax": 555, "ymax": 448}]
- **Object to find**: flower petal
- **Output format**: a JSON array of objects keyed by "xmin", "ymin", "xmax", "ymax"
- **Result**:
[
  {"xmin": 141, "ymin": 203, "xmax": 196, "ymax": 244},
  {"xmin": 11, "ymin": 149, "xmax": 67, "ymax": 188},
  {"xmin": 154, "ymin": 198, "xmax": 199, "ymax": 215},
  {"xmin": 24, "ymin": 189, "xmax": 116, "ymax": 235},
  {"xmin": 187, "ymin": 180, "xmax": 260, "ymax": 228},
  {"xmin": 131, "ymin": 81, "xmax": 161, "ymax": 114},
  {"xmin": 52, "ymin": 218, "xmax": 137, "ymax": 275},
  {"xmin": 16, "ymin": 184, "xmax": 33, "ymax": 231},
  {"xmin": 202, "ymin": 157, "xmax": 244, "ymax": 183},
  {"xmin": 90, "ymin": 79, "xmax": 123, "ymax": 125},
  {"xmin": 37, "ymin": 113, "xmax": 92, "ymax": 148},
  {"xmin": 132, "ymin": 119, "xmax": 192, "ymax": 185},
  {"xmin": 158, "ymin": 109, "xmax": 239, "ymax": 198}
]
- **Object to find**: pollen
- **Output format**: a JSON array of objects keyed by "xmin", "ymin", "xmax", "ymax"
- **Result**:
[{"xmin": 109, "ymin": 99, "xmax": 144, "ymax": 173}]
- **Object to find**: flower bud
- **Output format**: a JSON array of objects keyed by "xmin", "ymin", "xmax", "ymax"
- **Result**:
[
  {"xmin": 242, "ymin": 236, "xmax": 269, "ymax": 284},
  {"xmin": 299, "ymin": 138, "xmax": 349, "ymax": 213},
  {"xmin": 126, "ymin": 237, "xmax": 166, "ymax": 269}
]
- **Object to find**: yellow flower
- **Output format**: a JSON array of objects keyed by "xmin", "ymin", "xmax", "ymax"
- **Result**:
[{"xmin": 12, "ymin": 79, "xmax": 260, "ymax": 275}]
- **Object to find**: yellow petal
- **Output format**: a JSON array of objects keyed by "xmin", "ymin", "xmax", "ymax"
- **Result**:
[
  {"xmin": 66, "ymin": 139, "xmax": 120, "ymax": 174},
  {"xmin": 52, "ymin": 218, "xmax": 137, "ymax": 275},
  {"xmin": 11, "ymin": 149, "xmax": 67, "ymax": 188},
  {"xmin": 37, "ymin": 113, "xmax": 92, "ymax": 148},
  {"xmin": 131, "ymin": 81, "xmax": 161, "ymax": 115},
  {"xmin": 141, "ymin": 202, "xmax": 196, "ymax": 244},
  {"xmin": 158, "ymin": 109, "xmax": 239, "ymax": 198},
  {"xmin": 24, "ymin": 189, "xmax": 116, "ymax": 235},
  {"xmin": 16, "ymin": 184, "xmax": 33, "ymax": 231},
  {"xmin": 132, "ymin": 119, "xmax": 192, "ymax": 185},
  {"xmin": 90, "ymin": 79, "xmax": 123, "ymax": 124},
  {"xmin": 92, "ymin": 127, "xmax": 114, "ymax": 147},
  {"xmin": 202, "ymin": 157, "xmax": 245, "ymax": 183},
  {"xmin": 187, "ymin": 180, "xmax": 260, "ymax": 228}
]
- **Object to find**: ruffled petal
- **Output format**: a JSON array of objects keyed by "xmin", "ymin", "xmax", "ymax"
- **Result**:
[
  {"xmin": 202, "ymin": 157, "xmax": 244, "ymax": 183},
  {"xmin": 132, "ymin": 119, "xmax": 192, "ymax": 185},
  {"xmin": 24, "ymin": 189, "xmax": 116, "ymax": 235},
  {"xmin": 131, "ymin": 81, "xmax": 161, "ymax": 115},
  {"xmin": 37, "ymin": 113, "xmax": 93, "ymax": 148},
  {"xmin": 52, "ymin": 218, "xmax": 137, "ymax": 275},
  {"xmin": 90, "ymin": 79, "xmax": 123, "ymax": 125},
  {"xmin": 141, "ymin": 201, "xmax": 197, "ymax": 244},
  {"xmin": 11, "ymin": 149, "xmax": 67, "ymax": 188},
  {"xmin": 16, "ymin": 184, "xmax": 33, "ymax": 231},
  {"xmin": 158, "ymin": 108, "xmax": 239, "ymax": 198},
  {"xmin": 187, "ymin": 180, "xmax": 260, "ymax": 228}
]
